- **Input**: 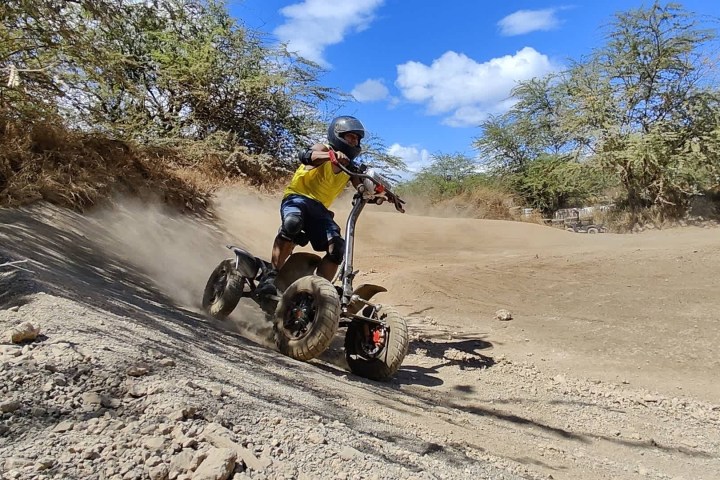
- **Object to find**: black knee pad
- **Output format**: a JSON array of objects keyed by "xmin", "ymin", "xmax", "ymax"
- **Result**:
[
  {"xmin": 326, "ymin": 237, "xmax": 345, "ymax": 265},
  {"xmin": 280, "ymin": 214, "xmax": 303, "ymax": 239}
]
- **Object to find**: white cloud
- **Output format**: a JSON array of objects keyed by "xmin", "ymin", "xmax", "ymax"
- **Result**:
[
  {"xmin": 498, "ymin": 8, "xmax": 562, "ymax": 36},
  {"xmin": 395, "ymin": 47, "xmax": 558, "ymax": 127},
  {"xmin": 274, "ymin": 0, "xmax": 384, "ymax": 67},
  {"xmin": 388, "ymin": 144, "xmax": 431, "ymax": 174},
  {"xmin": 351, "ymin": 79, "xmax": 390, "ymax": 102}
]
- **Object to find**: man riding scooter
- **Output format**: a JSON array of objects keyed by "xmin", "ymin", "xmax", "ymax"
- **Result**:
[{"xmin": 256, "ymin": 116, "xmax": 366, "ymax": 296}]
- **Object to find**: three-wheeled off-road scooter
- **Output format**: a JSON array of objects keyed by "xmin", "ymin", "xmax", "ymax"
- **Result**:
[{"xmin": 202, "ymin": 163, "xmax": 409, "ymax": 381}]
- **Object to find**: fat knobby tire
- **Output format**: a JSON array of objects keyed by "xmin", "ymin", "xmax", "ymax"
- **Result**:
[
  {"xmin": 274, "ymin": 275, "xmax": 340, "ymax": 361},
  {"xmin": 202, "ymin": 259, "xmax": 243, "ymax": 319},
  {"xmin": 345, "ymin": 306, "xmax": 409, "ymax": 381}
]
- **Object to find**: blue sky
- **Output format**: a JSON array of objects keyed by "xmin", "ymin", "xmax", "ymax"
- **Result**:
[{"xmin": 228, "ymin": 0, "xmax": 720, "ymax": 175}]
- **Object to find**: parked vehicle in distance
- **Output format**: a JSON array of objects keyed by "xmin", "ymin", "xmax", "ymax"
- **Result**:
[{"xmin": 565, "ymin": 222, "xmax": 607, "ymax": 234}]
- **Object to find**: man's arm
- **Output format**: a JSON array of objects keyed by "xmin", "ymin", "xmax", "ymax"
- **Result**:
[{"xmin": 299, "ymin": 143, "xmax": 352, "ymax": 173}]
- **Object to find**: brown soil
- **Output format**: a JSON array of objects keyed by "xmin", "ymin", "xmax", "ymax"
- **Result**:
[{"xmin": 1, "ymin": 187, "xmax": 718, "ymax": 479}]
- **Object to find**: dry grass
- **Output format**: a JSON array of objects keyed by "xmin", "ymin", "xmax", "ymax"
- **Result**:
[
  {"xmin": 438, "ymin": 186, "xmax": 519, "ymax": 220},
  {"xmin": 0, "ymin": 116, "xmax": 260, "ymax": 214},
  {"xmin": 400, "ymin": 185, "xmax": 524, "ymax": 221}
]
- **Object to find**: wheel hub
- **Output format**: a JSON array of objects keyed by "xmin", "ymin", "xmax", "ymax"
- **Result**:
[{"xmin": 283, "ymin": 293, "xmax": 315, "ymax": 339}]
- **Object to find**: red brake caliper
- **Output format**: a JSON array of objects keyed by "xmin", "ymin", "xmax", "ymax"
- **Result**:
[{"xmin": 372, "ymin": 328, "xmax": 382, "ymax": 345}]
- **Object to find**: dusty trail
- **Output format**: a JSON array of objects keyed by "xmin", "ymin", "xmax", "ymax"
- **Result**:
[{"xmin": 1, "ymin": 189, "xmax": 718, "ymax": 480}]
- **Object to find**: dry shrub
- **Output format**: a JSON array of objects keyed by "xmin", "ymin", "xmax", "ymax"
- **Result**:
[
  {"xmin": 514, "ymin": 209, "xmax": 547, "ymax": 225},
  {"xmin": 0, "ymin": 117, "xmax": 230, "ymax": 213},
  {"xmin": 689, "ymin": 194, "xmax": 720, "ymax": 219},
  {"xmin": 223, "ymin": 148, "xmax": 292, "ymax": 187},
  {"xmin": 143, "ymin": 138, "xmax": 291, "ymax": 194},
  {"xmin": 604, "ymin": 206, "xmax": 672, "ymax": 232},
  {"xmin": 398, "ymin": 185, "xmax": 518, "ymax": 220},
  {"xmin": 441, "ymin": 186, "xmax": 518, "ymax": 219}
]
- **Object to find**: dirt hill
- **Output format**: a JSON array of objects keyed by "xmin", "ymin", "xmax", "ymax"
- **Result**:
[{"xmin": 1, "ymin": 189, "xmax": 719, "ymax": 480}]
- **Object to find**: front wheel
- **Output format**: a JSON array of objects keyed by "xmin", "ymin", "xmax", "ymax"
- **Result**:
[
  {"xmin": 345, "ymin": 306, "xmax": 408, "ymax": 381},
  {"xmin": 274, "ymin": 275, "xmax": 340, "ymax": 361},
  {"xmin": 202, "ymin": 259, "xmax": 243, "ymax": 319}
]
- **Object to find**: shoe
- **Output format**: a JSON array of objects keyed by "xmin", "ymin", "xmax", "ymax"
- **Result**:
[{"xmin": 255, "ymin": 269, "xmax": 278, "ymax": 296}]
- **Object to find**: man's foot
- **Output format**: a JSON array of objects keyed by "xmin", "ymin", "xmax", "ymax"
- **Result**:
[{"xmin": 255, "ymin": 269, "xmax": 279, "ymax": 296}]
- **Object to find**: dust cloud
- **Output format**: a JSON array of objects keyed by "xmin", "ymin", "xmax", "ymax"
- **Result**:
[
  {"xmin": 85, "ymin": 194, "xmax": 280, "ymax": 346},
  {"xmin": 89, "ymin": 197, "xmax": 230, "ymax": 309},
  {"xmin": 82, "ymin": 187, "xmax": 481, "ymax": 346}
]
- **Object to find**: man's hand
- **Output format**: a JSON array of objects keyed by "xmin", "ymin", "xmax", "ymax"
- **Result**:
[{"xmin": 333, "ymin": 149, "xmax": 351, "ymax": 166}]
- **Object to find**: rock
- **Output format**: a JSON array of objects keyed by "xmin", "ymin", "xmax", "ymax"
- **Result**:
[
  {"xmin": 36, "ymin": 458, "xmax": 54, "ymax": 471},
  {"xmin": 191, "ymin": 447, "xmax": 236, "ymax": 480},
  {"xmin": 127, "ymin": 364, "xmax": 152, "ymax": 377},
  {"xmin": 202, "ymin": 424, "xmax": 268, "ymax": 472},
  {"xmin": 339, "ymin": 446, "xmax": 363, "ymax": 461},
  {"xmin": 0, "ymin": 399, "xmax": 21, "ymax": 413},
  {"xmin": 495, "ymin": 309, "xmax": 513, "ymax": 321},
  {"xmin": 442, "ymin": 348, "xmax": 476, "ymax": 363},
  {"xmin": 4, "ymin": 457, "xmax": 32, "ymax": 470},
  {"xmin": 143, "ymin": 437, "xmax": 167, "ymax": 451},
  {"xmin": 53, "ymin": 420, "xmax": 75, "ymax": 433},
  {"xmin": 169, "ymin": 449, "xmax": 195, "ymax": 478},
  {"xmin": 127, "ymin": 384, "xmax": 147, "ymax": 398},
  {"xmin": 4, "ymin": 322, "xmax": 40, "ymax": 343},
  {"xmin": 147, "ymin": 463, "xmax": 170, "ymax": 480},
  {"xmin": 168, "ymin": 406, "xmax": 197, "ymax": 422},
  {"xmin": 306, "ymin": 432, "xmax": 326, "ymax": 445},
  {"xmin": 1, "ymin": 345, "xmax": 22, "ymax": 357},
  {"xmin": 101, "ymin": 396, "xmax": 122, "ymax": 409},
  {"xmin": 159, "ymin": 358, "xmax": 176, "ymax": 367},
  {"xmin": 82, "ymin": 392, "xmax": 103, "ymax": 406}
]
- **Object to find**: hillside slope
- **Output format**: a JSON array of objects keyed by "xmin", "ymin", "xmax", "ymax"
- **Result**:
[{"xmin": 1, "ymin": 191, "xmax": 719, "ymax": 480}]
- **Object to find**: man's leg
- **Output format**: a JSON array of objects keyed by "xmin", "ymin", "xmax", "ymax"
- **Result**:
[
  {"xmin": 257, "ymin": 199, "xmax": 302, "ymax": 295},
  {"xmin": 317, "ymin": 256, "xmax": 338, "ymax": 282},
  {"xmin": 271, "ymin": 234, "xmax": 295, "ymax": 270},
  {"xmin": 317, "ymin": 236, "xmax": 345, "ymax": 282}
]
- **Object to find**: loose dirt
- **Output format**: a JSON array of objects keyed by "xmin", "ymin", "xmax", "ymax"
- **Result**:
[{"xmin": 1, "ymin": 188, "xmax": 718, "ymax": 480}]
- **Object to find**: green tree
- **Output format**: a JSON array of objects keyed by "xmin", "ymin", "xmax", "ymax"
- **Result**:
[
  {"xmin": 474, "ymin": 2, "xmax": 720, "ymax": 218},
  {"xmin": 0, "ymin": 0, "xmax": 359, "ymax": 169},
  {"xmin": 474, "ymin": 75, "xmax": 608, "ymax": 212},
  {"xmin": 399, "ymin": 153, "xmax": 485, "ymax": 199},
  {"xmin": 568, "ymin": 1, "xmax": 720, "ymax": 214},
  {"xmin": 509, "ymin": 155, "xmax": 609, "ymax": 214}
]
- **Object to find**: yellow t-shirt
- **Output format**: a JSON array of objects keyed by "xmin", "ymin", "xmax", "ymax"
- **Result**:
[{"xmin": 283, "ymin": 159, "xmax": 350, "ymax": 209}]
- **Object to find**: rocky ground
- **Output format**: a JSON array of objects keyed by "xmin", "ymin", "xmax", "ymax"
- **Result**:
[{"xmin": 1, "ymin": 196, "xmax": 719, "ymax": 480}]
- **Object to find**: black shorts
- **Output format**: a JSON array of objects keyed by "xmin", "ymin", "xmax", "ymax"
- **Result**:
[{"xmin": 280, "ymin": 195, "xmax": 341, "ymax": 251}]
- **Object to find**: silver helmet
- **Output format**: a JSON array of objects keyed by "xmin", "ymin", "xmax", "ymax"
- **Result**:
[{"xmin": 327, "ymin": 116, "xmax": 365, "ymax": 160}]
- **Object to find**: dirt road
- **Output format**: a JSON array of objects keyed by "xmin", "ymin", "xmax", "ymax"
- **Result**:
[{"xmin": 1, "ymin": 190, "xmax": 718, "ymax": 480}]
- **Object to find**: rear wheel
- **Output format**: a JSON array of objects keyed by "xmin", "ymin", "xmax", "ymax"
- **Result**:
[
  {"xmin": 345, "ymin": 306, "xmax": 408, "ymax": 381},
  {"xmin": 274, "ymin": 276, "xmax": 339, "ymax": 361},
  {"xmin": 202, "ymin": 259, "xmax": 243, "ymax": 319}
]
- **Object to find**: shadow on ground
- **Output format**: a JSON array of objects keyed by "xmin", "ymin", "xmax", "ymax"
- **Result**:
[{"xmin": 1, "ymin": 203, "xmax": 700, "ymax": 473}]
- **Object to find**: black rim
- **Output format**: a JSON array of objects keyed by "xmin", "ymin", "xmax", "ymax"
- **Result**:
[{"xmin": 282, "ymin": 292, "xmax": 316, "ymax": 339}]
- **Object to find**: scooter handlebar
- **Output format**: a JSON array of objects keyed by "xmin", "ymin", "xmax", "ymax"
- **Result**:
[{"xmin": 335, "ymin": 161, "xmax": 406, "ymax": 213}]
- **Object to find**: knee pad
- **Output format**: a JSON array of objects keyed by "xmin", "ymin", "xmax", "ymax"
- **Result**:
[
  {"xmin": 326, "ymin": 237, "xmax": 345, "ymax": 265},
  {"xmin": 280, "ymin": 214, "xmax": 303, "ymax": 239}
]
